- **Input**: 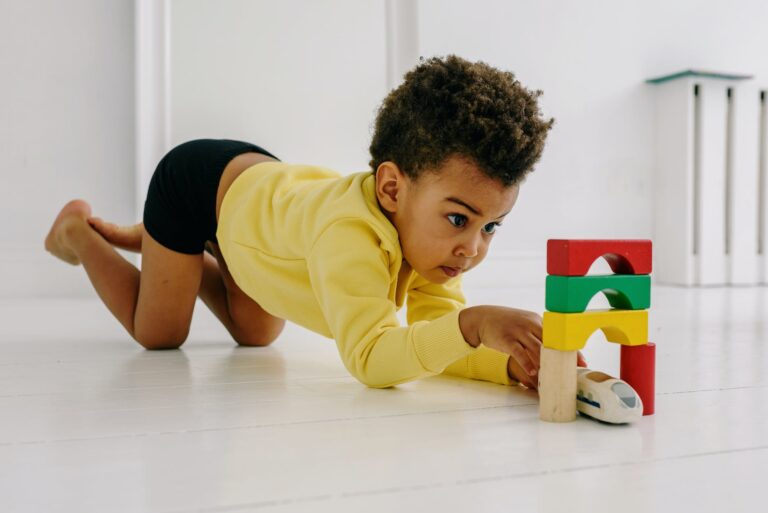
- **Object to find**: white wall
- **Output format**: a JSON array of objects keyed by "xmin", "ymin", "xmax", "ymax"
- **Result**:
[
  {"xmin": 7, "ymin": 0, "xmax": 768, "ymax": 298},
  {"xmin": 167, "ymin": 0, "xmax": 388, "ymax": 175},
  {"xmin": 165, "ymin": 0, "xmax": 768, "ymax": 288},
  {"xmin": 418, "ymin": 0, "xmax": 768, "ymax": 275},
  {"xmin": 0, "ymin": 0, "xmax": 135, "ymax": 298}
]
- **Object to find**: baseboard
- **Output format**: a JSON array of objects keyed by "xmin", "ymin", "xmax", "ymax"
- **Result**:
[
  {"xmin": 0, "ymin": 249, "xmax": 139, "ymax": 299},
  {"xmin": 1, "ymin": 248, "xmax": 543, "ymax": 298}
]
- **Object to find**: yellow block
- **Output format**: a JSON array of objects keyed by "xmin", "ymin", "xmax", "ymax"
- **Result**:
[{"xmin": 543, "ymin": 309, "xmax": 648, "ymax": 351}]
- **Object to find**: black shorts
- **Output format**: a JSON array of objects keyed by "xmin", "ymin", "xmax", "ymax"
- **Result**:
[{"xmin": 142, "ymin": 139, "xmax": 279, "ymax": 255}]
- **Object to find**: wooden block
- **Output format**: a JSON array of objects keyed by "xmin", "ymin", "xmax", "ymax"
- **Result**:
[
  {"xmin": 539, "ymin": 347, "xmax": 578, "ymax": 422},
  {"xmin": 547, "ymin": 239, "xmax": 653, "ymax": 276},
  {"xmin": 620, "ymin": 342, "xmax": 656, "ymax": 415},
  {"xmin": 543, "ymin": 309, "xmax": 648, "ymax": 351},
  {"xmin": 545, "ymin": 274, "xmax": 651, "ymax": 313}
]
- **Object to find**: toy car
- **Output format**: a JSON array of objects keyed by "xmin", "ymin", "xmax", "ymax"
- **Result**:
[{"xmin": 576, "ymin": 368, "xmax": 643, "ymax": 423}]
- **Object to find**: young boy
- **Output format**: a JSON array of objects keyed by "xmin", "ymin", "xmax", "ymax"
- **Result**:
[{"xmin": 45, "ymin": 55, "xmax": 579, "ymax": 390}]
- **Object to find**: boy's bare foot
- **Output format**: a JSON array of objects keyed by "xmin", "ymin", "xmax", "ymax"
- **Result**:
[
  {"xmin": 87, "ymin": 218, "xmax": 143, "ymax": 253},
  {"xmin": 44, "ymin": 199, "xmax": 92, "ymax": 265}
]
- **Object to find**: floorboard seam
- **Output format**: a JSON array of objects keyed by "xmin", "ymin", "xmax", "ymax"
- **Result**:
[{"xmin": 163, "ymin": 445, "xmax": 768, "ymax": 512}]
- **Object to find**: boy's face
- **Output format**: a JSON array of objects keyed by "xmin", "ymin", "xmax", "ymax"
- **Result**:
[{"xmin": 375, "ymin": 155, "xmax": 520, "ymax": 284}]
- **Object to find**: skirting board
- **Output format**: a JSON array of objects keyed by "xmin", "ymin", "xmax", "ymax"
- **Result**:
[
  {"xmin": 1, "ymin": 249, "xmax": 545, "ymax": 298},
  {"xmin": 0, "ymin": 249, "xmax": 139, "ymax": 299},
  {"xmin": 10, "ymin": 247, "xmax": 766, "ymax": 299}
]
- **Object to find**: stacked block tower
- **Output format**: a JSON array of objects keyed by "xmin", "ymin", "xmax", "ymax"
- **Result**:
[{"xmin": 538, "ymin": 240, "xmax": 656, "ymax": 422}]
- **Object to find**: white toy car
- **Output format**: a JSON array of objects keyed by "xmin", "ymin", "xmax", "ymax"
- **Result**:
[{"xmin": 576, "ymin": 368, "xmax": 643, "ymax": 424}]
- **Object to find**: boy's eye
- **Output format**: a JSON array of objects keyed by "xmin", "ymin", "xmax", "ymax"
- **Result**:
[
  {"xmin": 447, "ymin": 214, "xmax": 467, "ymax": 227},
  {"xmin": 483, "ymin": 222, "xmax": 501, "ymax": 234}
]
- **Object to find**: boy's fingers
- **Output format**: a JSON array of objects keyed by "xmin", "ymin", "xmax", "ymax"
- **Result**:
[
  {"xmin": 522, "ymin": 372, "xmax": 538, "ymax": 390},
  {"xmin": 529, "ymin": 320, "xmax": 543, "ymax": 341},
  {"xmin": 510, "ymin": 345, "xmax": 536, "ymax": 376},
  {"xmin": 517, "ymin": 371, "xmax": 537, "ymax": 389},
  {"xmin": 507, "ymin": 355, "xmax": 537, "ymax": 388},
  {"xmin": 522, "ymin": 333, "xmax": 542, "ymax": 361}
]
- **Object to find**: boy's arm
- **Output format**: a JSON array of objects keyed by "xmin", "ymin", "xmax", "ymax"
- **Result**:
[
  {"xmin": 406, "ymin": 274, "xmax": 517, "ymax": 386},
  {"xmin": 405, "ymin": 273, "xmax": 465, "ymax": 324},
  {"xmin": 441, "ymin": 347, "xmax": 516, "ymax": 386},
  {"xmin": 307, "ymin": 219, "xmax": 477, "ymax": 388}
]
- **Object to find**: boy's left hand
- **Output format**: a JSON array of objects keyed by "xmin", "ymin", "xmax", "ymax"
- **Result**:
[{"xmin": 508, "ymin": 351, "xmax": 588, "ymax": 390}]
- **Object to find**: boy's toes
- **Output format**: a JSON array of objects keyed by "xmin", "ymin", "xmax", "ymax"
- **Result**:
[
  {"xmin": 89, "ymin": 218, "xmax": 143, "ymax": 252},
  {"xmin": 87, "ymin": 217, "xmax": 112, "ymax": 237}
]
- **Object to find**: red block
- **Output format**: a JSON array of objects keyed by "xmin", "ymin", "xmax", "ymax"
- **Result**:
[
  {"xmin": 547, "ymin": 239, "xmax": 652, "ymax": 276},
  {"xmin": 620, "ymin": 342, "xmax": 655, "ymax": 415}
]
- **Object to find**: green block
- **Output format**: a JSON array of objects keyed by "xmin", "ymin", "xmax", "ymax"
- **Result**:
[{"xmin": 545, "ymin": 274, "xmax": 651, "ymax": 313}]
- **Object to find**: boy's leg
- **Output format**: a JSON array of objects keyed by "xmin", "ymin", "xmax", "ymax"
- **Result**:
[
  {"xmin": 200, "ymin": 242, "xmax": 285, "ymax": 347},
  {"xmin": 86, "ymin": 217, "xmax": 284, "ymax": 346},
  {"xmin": 46, "ymin": 200, "xmax": 203, "ymax": 349}
]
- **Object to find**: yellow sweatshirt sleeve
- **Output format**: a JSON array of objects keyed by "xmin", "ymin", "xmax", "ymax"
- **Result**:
[
  {"xmin": 405, "ymin": 273, "xmax": 516, "ymax": 386},
  {"xmin": 405, "ymin": 273, "xmax": 466, "ymax": 324},
  {"xmin": 441, "ymin": 346, "xmax": 516, "ymax": 386},
  {"xmin": 307, "ymin": 219, "xmax": 477, "ymax": 388}
]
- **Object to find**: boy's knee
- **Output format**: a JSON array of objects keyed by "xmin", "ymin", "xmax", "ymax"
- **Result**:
[
  {"xmin": 232, "ymin": 321, "xmax": 284, "ymax": 347},
  {"xmin": 140, "ymin": 341, "xmax": 185, "ymax": 350},
  {"xmin": 233, "ymin": 330, "xmax": 278, "ymax": 347},
  {"xmin": 134, "ymin": 329, "xmax": 187, "ymax": 350}
]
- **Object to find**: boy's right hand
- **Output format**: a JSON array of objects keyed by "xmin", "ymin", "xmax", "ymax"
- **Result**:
[{"xmin": 459, "ymin": 305, "xmax": 543, "ymax": 379}]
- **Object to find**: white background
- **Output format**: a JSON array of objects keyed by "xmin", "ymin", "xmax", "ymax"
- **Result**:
[{"xmin": 4, "ymin": 0, "xmax": 768, "ymax": 297}]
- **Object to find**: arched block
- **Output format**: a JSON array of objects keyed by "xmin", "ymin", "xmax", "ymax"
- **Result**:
[
  {"xmin": 545, "ymin": 274, "xmax": 651, "ymax": 313},
  {"xmin": 543, "ymin": 309, "xmax": 648, "ymax": 351},
  {"xmin": 547, "ymin": 239, "xmax": 652, "ymax": 276}
]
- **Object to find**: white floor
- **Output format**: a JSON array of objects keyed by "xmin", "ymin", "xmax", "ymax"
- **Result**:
[{"xmin": 1, "ymin": 284, "xmax": 767, "ymax": 513}]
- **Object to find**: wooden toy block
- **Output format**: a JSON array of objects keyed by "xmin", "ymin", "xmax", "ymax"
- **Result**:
[
  {"xmin": 547, "ymin": 239, "xmax": 653, "ymax": 276},
  {"xmin": 543, "ymin": 309, "xmax": 649, "ymax": 351},
  {"xmin": 539, "ymin": 347, "xmax": 578, "ymax": 422},
  {"xmin": 545, "ymin": 274, "xmax": 651, "ymax": 313},
  {"xmin": 620, "ymin": 342, "xmax": 656, "ymax": 415}
]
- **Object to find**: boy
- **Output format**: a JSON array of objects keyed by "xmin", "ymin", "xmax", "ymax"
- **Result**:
[{"xmin": 45, "ymin": 55, "xmax": 580, "ymax": 390}]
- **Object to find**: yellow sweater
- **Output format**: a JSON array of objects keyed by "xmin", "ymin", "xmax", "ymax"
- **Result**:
[{"xmin": 216, "ymin": 161, "xmax": 514, "ymax": 388}]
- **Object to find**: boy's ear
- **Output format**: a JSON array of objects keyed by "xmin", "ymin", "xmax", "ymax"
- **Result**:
[{"xmin": 375, "ymin": 161, "xmax": 404, "ymax": 213}]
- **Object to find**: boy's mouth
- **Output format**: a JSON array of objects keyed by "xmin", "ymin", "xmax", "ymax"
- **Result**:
[{"xmin": 440, "ymin": 266, "xmax": 462, "ymax": 277}]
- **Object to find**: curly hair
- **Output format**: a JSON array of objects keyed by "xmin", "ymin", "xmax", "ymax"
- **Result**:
[{"xmin": 368, "ymin": 55, "xmax": 554, "ymax": 186}]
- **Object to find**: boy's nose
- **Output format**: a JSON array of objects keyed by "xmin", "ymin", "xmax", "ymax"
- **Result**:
[{"xmin": 455, "ymin": 233, "xmax": 481, "ymax": 258}]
